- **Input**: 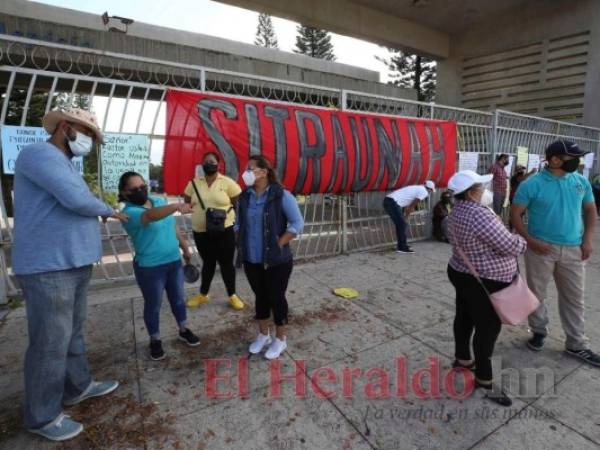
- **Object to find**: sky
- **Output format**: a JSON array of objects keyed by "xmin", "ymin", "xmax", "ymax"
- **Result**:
[{"xmin": 32, "ymin": 0, "xmax": 393, "ymax": 163}]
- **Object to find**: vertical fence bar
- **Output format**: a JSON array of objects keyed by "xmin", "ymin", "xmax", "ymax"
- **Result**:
[{"xmin": 340, "ymin": 196, "xmax": 348, "ymax": 254}]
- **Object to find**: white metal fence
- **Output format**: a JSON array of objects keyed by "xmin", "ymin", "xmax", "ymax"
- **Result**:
[{"xmin": 0, "ymin": 34, "xmax": 599, "ymax": 301}]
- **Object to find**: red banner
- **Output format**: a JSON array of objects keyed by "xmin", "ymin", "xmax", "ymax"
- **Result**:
[{"xmin": 163, "ymin": 90, "xmax": 457, "ymax": 194}]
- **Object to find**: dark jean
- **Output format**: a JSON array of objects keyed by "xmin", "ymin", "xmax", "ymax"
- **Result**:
[
  {"xmin": 244, "ymin": 260, "xmax": 293, "ymax": 326},
  {"xmin": 447, "ymin": 265, "xmax": 510, "ymax": 381},
  {"xmin": 133, "ymin": 259, "xmax": 187, "ymax": 339},
  {"xmin": 492, "ymin": 193, "xmax": 505, "ymax": 216},
  {"xmin": 194, "ymin": 227, "xmax": 236, "ymax": 296},
  {"xmin": 383, "ymin": 197, "xmax": 408, "ymax": 250},
  {"xmin": 18, "ymin": 265, "xmax": 94, "ymax": 430}
]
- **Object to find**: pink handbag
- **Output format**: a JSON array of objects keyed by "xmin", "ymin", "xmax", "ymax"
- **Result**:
[{"xmin": 451, "ymin": 232, "xmax": 540, "ymax": 326}]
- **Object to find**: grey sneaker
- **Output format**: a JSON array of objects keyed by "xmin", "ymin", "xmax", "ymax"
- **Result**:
[
  {"xmin": 63, "ymin": 380, "xmax": 119, "ymax": 406},
  {"xmin": 565, "ymin": 348, "xmax": 600, "ymax": 367},
  {"xmin": 29, "ymin": 413, "xmax": 83, "ymax": 441}
]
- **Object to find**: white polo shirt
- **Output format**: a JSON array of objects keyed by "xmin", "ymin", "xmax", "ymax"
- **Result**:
[{"xmin": 387, "ymin": 185, "xmax": 429, "ymax": 208}]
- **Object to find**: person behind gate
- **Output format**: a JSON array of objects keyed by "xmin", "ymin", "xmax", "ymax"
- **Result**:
[
  {"xmin": 511, "ymin": 140, "xmax": 600, "ymax": 367},
  {"xmin": 236, "ymin": 155, "xmax": 304, "ymax": 360},
  {"xmin": 12, "ymin": 108, "xmax": 127, "ymax": 442},
  {"xmin": 383, "ymin": 181, "xmax": 436, "ymax": 254},
  {"xmin": 184, "ymin": 152, "xmax": 244, "ymax": 310}
]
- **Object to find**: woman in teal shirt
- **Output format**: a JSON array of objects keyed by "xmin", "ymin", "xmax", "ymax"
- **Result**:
[{"xmin": 119, "ymin": 171, "xmax": 200, "ymax": 361}]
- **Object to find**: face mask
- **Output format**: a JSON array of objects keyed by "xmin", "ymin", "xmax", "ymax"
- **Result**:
[
  {"xmin": 480, "ymin": 189, "xmax": 494, "ymax": 207},
  {"xmin": 127, "ymin": 186, "xmax": 148, "ymax": 206},
  {"xmin": 203, "ymin": 162, "xmax": 218, "ymax": 176},
  {"xmin": 442, "ymin": 197, "xmax": 451, "ymax": 204},
  {"xmin": 242, "ymin": 169, "xmax": 256, "ymax": 187},
  {"xmin": 65, "ymin": 129, "xmax": 93, "ymax": 157},
  {"xmin": 561, "ymin": 158, "xmax": 580, "ymax": 173}
]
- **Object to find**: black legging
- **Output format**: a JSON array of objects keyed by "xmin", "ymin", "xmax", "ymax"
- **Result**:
[
  {"xmin": 447, "ymin": 265, "xmax": 510, "ymax": 381},
  {"xmin": 194, "ymin": 227, "xmax": 236, "ymax": 296}
]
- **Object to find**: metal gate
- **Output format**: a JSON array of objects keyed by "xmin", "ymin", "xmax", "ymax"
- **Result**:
[{"xmin": 0, "ymin": 34, "xmax": 599, "ymax": 302}]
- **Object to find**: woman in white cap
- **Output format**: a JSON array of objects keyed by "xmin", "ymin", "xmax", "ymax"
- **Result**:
[{"xmin": 446, "ymin": 170, "xmax": 527, "ymax": 407}]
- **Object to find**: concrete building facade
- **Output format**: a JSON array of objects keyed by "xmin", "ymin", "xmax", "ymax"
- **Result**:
[{"xmin": 218, "ymin": 0, "xmax": 600, "ymax": 127}]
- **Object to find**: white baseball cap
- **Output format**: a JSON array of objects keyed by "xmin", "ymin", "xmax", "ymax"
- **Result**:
[
  {"xmin": 448, "ymin": 170, "xmax": 493, "ymax": 195},
  {"xmin": 424, "ymin": 180, "xmax": 436, "ymax": 192}
]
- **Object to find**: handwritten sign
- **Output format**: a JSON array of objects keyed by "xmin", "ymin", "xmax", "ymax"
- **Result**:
[
  {"xmin": 101, "ymin": 134, "xmax": 150, "ymax": 192},
  {"xmin": 516, "ymin": 146, "xmax": 529, "ymax": 168},
  {"xmin": 1, "ymin": 125, "xmax": 83, "ymax": 174},
  {"xmin": 458, "ymin": 152, "xmax": 479, "ymax": 173},
  {"xmin": 527, "ymin": 154, "xmax": 541, "ymax": 173}
]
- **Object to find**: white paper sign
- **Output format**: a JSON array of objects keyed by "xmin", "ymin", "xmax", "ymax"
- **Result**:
[
  {"xmin": 100, "ymin": 133, "xmax": 150, "ymax": 192},
  {"xmin": 584, "ymin": 153, "xmax": 594, "ymax": 169},
  {"xmin": 458, "ymin": 152, "xmax": 479, "ymax": 173},
  {"xmin": 527, "ymin": 154, "xmax": 541, "ymax": 173},
  {"xmin": 1, "ymin": 125, "xmax": 83, "ymax": 174}
]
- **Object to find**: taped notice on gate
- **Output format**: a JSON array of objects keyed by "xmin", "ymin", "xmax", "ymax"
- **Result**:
[
  {"xmin": 1, "ymin": 125, "xmax": 83, "ymax": 174},
  {"xmin": 163, "ymin": 90, "xmax": 458, "ymax": 194},
  {"xmin": 101, "ymin": 134, "xmax": 150, "ymax": 193}
]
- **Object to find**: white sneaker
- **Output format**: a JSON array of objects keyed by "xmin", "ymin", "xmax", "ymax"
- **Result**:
[
  {"xmin": 249, "ymin": 332, "xmax": 272, "ymax": 354},
  {"xmin": 265, "ymin": 337, "xmax": 287, "ymax": 360}
]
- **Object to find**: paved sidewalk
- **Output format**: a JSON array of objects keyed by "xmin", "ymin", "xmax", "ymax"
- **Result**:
[{"xmin": 1, "ymin": 234, "xmax": 600, "ymax": 450}]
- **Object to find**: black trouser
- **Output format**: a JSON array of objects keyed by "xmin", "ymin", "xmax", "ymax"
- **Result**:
[
  {"xmin": 383, "ymin": 197, "xmax": 408, "ymax": 250},
  {"xmin": 447, "ymin": 265, "xmax": 510, "ymax": 381},
  {"xmin": 193, "ymin": 227, "xmax": 236, "ymax": 296},
  {"xmin": 244, "ymin": 260, "xmax": 293, "ymax": 326}
]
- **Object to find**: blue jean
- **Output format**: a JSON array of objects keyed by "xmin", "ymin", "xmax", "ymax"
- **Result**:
[
  {"xmin": 18, "ymin": 265, "xmax": 94, "ymax": 430},
  {"xmin": 383, "ymin": 197, "xmax": 408, "ymax": 250},
  {"xmin": 133, "ymin": 259, "xmax": 187, "ymax": 339}
]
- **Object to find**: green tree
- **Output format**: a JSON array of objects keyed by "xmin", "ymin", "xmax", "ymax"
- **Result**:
[
  {"xmin": 377, "ymin": 49, "xmax": 437, "ymax": 102},
  {"xmin": 293, "ymin": 25, "xmax": 336, "ymax": 60},
  {"xmin": 254, "ymin": 13, "xmax": 279, "ymax": 49}
]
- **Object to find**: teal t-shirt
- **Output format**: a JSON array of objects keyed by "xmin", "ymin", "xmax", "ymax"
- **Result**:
[
  {"xmin": 122, "ymin": 196, "xmax": 181, "ymax": 267},
  {"xmin": 513, "ymin": 169, "xmax": 594, "ymax": 246}
]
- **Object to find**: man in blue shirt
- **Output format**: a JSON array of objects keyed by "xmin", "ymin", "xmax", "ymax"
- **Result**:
[
  {"xmin": 511, "ymin": 140, "xmax": 599, "ymax": 367},
  {"xmin": 12, "ymin": 108, "xmax": 127, "ymax": 441}
]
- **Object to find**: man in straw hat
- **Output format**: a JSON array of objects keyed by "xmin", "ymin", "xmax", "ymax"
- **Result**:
[{"xmin": 12, "ymin": 107, "xmax": 128, "ymax": 441}]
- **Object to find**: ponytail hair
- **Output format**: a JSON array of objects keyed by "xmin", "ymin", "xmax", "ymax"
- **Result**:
[
  {"xmin": 118, "ymin": 171, "xmax": 143, "ymax": 202},
  {"xmin": 249, "ymin": 155, "xmax": 280, "ymax": 185}
]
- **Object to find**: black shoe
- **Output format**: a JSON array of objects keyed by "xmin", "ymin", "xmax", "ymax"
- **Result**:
[
  {"xmin": 452, "ymin": 360, "xmax": 475, "ymax": 371},
  {"xmin": 527, "ymin": 333, "xmax": 545, "ymax": 352},
  {"xmin": 150, "ymin": 340, "xmax": 165, "ymax": 360},
  {"xmin": 475, "ymin": 381, "xmax": 512, "ymax": 407},
  {"xmin": 565, "ymin": 348, "xmax": 600, "ymax": 367},
  {"xmin": 396, "ymin": 247, "xmax": 415, "ymax": 254},
  {"xmin": 178, "ymin": 328, "xmax": 200, "ymax": 347}
]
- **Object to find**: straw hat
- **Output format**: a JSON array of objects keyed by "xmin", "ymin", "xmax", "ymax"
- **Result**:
[{"xmin": 42, "ymin": 107, "xmax": 104, "ymax": 144}]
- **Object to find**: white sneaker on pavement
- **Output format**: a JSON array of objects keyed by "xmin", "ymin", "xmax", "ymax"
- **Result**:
[
  {"xmin": 265, "ymin": 337, "xmax": 287, "ymax": 360},
  {"xmin": 249, "ymin": 332, "xmax": 272, "ymax": 354}
]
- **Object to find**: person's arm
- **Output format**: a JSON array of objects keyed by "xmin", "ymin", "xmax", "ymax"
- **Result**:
[
  {"xmin": 474, "ymin": 209, "xmax": 527, "ymax": 256},
  {"xmin": 19, "ymin": 147, "xmax": 115, "ymax": 218},
  {"xmin": 404, "ymin": 198, "xmax": 421, "ymax": 217},
  {"xmin": 278, "ymin": 190, "xmax": 304, "ymax": 248},
  {"xmin": 510, "ymin": 181, "xmax": 552, "ymax": 255},
  {"xmin": 141, "ymin": 202, "xmax": 192, "ymax": 226},
  {"xmin": 175, "ymin": 224, "xmax": 192, "ymax": 263}
]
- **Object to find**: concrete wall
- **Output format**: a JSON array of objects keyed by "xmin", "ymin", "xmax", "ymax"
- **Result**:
[
  {"xmin": 437, "ymin": 0, "xmax": 599, "ymax": 126},
  {"xmin": 0, "ymin": 0, "xmax": 416, "ymax": 100}
]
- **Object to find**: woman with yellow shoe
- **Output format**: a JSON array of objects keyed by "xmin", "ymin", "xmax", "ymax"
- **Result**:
[{"xmin": 184, "ymin": 152, "xmax": 245, "ymax": 310}]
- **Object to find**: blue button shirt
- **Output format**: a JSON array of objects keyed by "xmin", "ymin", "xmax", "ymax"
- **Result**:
[
  {"xmin": 122, "ymin": 196, "xmax": 181, "ymax": 267},
  {"xmin": 513, "ymin": 168, "xmax": 594, "ymax": 246},
  {"xmin": 237, "ymin": 187, "xmax": 304, "ymax": 264},
  {"xmin": 12, "ymin": 142, "xmax": 114, "ymax": 275}
]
